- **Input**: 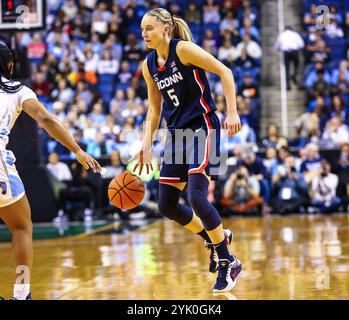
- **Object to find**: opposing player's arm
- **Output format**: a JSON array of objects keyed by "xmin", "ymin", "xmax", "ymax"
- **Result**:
[
  {"xmin": 22, "ymin": 98, "xmax": 101, "ymax": 172},
  {"xmin": 142, "ymin": 58, "xmax": 163, "ymax": 149},
  {"xmin": 177, "ymin": 41, "xmax": 237, "ymax": 114}
]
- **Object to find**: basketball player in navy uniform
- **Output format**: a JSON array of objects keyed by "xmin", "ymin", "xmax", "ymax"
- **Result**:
[
  {"xmin": 133, "ymin": 8, "xmax": 242, "ymax": 292},
  {"xmin": 0, "ymin": 44, "xmax": 101, "ymax": 300}
]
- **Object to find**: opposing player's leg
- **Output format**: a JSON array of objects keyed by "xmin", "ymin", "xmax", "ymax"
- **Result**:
[{"xmin": 0, "ymin": 194, "xmax": 32, "ymax": 300}]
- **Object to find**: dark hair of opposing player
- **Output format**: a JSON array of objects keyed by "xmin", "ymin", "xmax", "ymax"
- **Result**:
[
  {"xmin": 0, "ymin": 44, "xmax": 23, "ymax": 93},
  {"xmin": 0, "ymin": 43, "xmax": 33, "ymax": 140}
]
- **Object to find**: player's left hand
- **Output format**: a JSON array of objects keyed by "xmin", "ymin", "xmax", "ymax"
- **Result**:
[
  {"xmin": 130, "ymin": 149, "xmax": 153, "ymax": 176},
  {"xmin": 224, "ymin": 113, "xmax": 241, "ymax": 137},
  {"xmin": 75, "ymin": 149, "xmax": 101, "ymax": 173}
]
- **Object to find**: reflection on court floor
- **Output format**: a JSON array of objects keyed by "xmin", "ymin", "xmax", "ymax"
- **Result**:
[{"xmin": 1, "ymin": 214, "xmax": 349, "ymax": 299}]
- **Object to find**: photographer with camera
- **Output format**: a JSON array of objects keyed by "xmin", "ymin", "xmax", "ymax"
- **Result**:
[
  {"xmin": 271, "ymin": 156, "xmax": 308, "ymax": 214},
  {"xmin": 309, "ymin": 159, "xmax": 341, "ymax": 213},
  {"xmin": 237, "ymin": 146, "xmax": 270, "ymax": 207},
  {"xmin": 221, "ymin": 166, "xmax": 263, "ymax": 215}
]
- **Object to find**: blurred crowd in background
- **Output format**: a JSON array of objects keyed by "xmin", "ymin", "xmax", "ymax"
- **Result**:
[{"xmin": 2, "ymin": 0, "xmax": 349, "ymax": 220}]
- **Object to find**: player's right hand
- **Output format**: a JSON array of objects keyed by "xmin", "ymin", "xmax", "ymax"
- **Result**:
[
  {"xmin": 75, "ymin": 149, "xmax": 101, "ymax": 173},
  {"xmin": 224, "ymin": 113, "xmax": 241, "ymax": 137},
  {"xmin": 130, "ymin": 149, "xmax": 153, "ymax": 176}
]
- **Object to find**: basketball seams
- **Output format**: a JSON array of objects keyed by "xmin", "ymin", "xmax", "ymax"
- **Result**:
[
  {"xmin": 110, "ymin": 188, "xmax": 120, "ymax": 202},
  {"xmin": 122, "ymin": 172, "xmax": 139, "ymax": 187},
  {"xmin": 108, "ymin": 173, "xmax": 138, "ymax": 199},
  {"xmin": 113, "ymin": 177, "xmax": 123, "ymax": 190},
  {"xmin": 119, "ymin": 188, "xmax": 137, "ymax": 206},
  {"xmin": 122, "ymin": 172, "xmax": 127, "ymax": 186},
  {"xmin": 108, "ymin": 172, "xmax": 145, "ymax": 209},
  {"xmin": 123, "ymin": 178, "xmax": 139, "ymax": 188},
  {"xmin": 118, "ymin": 191, "xmax": 123, "ymax": 210},
  {"xmin": 108, "ymin": 174, "xmax": 129, "ymax": 199},
  {"xmin": 123, "ymin": 185, "xmax": 145, "ymax": 193},
  {"xmin": 108, "ymin": 178, "xmax": 124, "ymax": 201}
]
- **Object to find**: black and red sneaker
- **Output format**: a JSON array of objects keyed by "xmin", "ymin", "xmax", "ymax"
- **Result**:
[
  {"xmin": 213, "ymin": 257, "xmax": 242, "ymax": 292},
  {"xmin": 205, "ymin": 229, "xmax": 233, "ymax": 273}
]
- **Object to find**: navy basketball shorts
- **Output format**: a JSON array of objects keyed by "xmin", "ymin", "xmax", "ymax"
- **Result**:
[{"xmin": 159, "ymin": 112, "xmax": 222, "ymax": 183}]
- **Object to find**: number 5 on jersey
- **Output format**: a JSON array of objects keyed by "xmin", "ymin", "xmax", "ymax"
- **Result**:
[{"xmin": 167, "ymin": 89, "xmax": 180, "ymax": 107}]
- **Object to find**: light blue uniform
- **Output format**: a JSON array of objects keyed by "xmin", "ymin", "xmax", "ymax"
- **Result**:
[{"xmin": 0, "ymin": 77, "xmax": 37, "ymax": 207}]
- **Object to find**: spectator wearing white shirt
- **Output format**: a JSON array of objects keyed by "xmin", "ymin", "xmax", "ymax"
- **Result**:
[
  {"xmin": 236, "ymin": 34, "xmax": 262, "ymax": 61},
  {"xmin": 203, "ymin": 0, "xmax": 221, "ymax": 24},
  {"xmin": 325, "ymin": 15, "xmax": 344, "ymax": 39},
  {"xmin": 92, "ymin": 2, "xmax": 112, "ymax": 23},
  {"xmin": 322, "ymin": 116, "xmax": 349, "ymax": 148},
  {"xmin": 61, "ymin": 0, "xmax": 78, "ymax": 21},
  {"xmin": 51, "ymin": 101, "xmax": 66, "ymax": 123},
  {"xmin": 82, "ymin": 118, "xmax": 98, "ymax": 142},
  {"xmin": 218, "ymin": 39, "xmax": 238, "ymax": 67},
  {"xmin": 46, "ymin": 24, "xmax": 70, "ymax": 46},
  {"xmin": 275, "ymin": 26, "xmax": 305, "ymax": 90},
  {"xmin": 83, "ymin": 50, "xmax": 99, "ymax": 73},
  {"xmin": 219, "ymin": 11, "xmax": 239, "ymax": 36},
  {"xmin": 97, "ymin": 51, "xmax": 119, "ymax": 75},
  {"xmin": 310, "ymin": 160, "xmax": 341, "ymax": 213},
  {"xmin": 47, "ymin": 152, "xmax": 72, "ymax": 181}
]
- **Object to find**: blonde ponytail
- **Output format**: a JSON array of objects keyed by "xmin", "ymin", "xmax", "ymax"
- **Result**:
[
  {"xmin": 172, "ymin": 16, "xmax": 192, "ymax": 42},
  {"xmin": 146, "ymin": 8, "xmax": 193, "ymax": 42}
]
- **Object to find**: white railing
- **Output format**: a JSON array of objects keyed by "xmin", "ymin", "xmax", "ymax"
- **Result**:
[{"xmin": 278, "ymin": 0, "xmax": 289, "ymax": 137}]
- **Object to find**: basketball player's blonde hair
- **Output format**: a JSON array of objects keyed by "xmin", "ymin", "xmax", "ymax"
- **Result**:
[{"xmin": 146, "ymin": 8, "xmax": 193, "ymax": 42}]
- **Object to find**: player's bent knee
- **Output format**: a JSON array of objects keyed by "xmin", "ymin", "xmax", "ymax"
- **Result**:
[{"xmin": 187, "ymin": 189, "xmax": 206, "ymax": 212}]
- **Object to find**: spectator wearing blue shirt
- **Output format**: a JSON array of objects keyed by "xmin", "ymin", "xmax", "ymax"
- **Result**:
[
  {"xmin": 310, "ymin": 69, "xmax": 331, "ymax": 98},
  {"xmin": 263, "ymin": 147, "xmax": 278, "ymax": 177},
  {"xmin": 240, "ymin": 17, "xmax": 260, "ymax": 42},
  {"xmin": 116, "ymin": 61, "xmax": 133, "ymax": 90},
  {"xmin": 271, "ymin": 156, "xmax": 308, "ymax": 214},
  {"xmin": 90, "ymin": 33, "xmax": 103, "ymax": 54},
  {"xmin": 88, "ymin": 103, "xmax": 107, "ymax": 127},
  {"xmin": 331, "ymin": 60, "xmax": 349, "ymax": 86},
  {"xmin": 86, "ymin": 132, "xmax": 108, "ymax": 158},
  {"xmin": 304, "ymin": 63, "xmax": 331, "ymax": 89},
  {"xmin": 330, "ymin": 95, "xmax": 349, "ymax": 126}
]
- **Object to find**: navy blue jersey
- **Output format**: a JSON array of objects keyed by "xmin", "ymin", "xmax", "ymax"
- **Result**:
[{"xmin": 147, "ymin": 39, "xmax": 216, "ymax": 129}]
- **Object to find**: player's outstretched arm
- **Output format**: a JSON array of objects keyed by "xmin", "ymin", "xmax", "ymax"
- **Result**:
[
  {"xmin": 176, "ymin": 41, "xmax": 241, "ymax": 137},
  {"xmin": 22, "ymin": 98, "xmax": 101, "ymax": 173}
]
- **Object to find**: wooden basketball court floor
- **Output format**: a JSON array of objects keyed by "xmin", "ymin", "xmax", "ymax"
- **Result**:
[{"xmin": 1, "ymin": 214, "xmax": 349, "ymax": 300}]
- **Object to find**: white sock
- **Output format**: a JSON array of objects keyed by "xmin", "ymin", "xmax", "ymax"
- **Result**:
[{"xmin": 13, "ymin": 284, "xmax": 30, "ymax": 300}]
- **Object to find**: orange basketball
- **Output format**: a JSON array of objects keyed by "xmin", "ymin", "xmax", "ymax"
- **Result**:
[{"xmin": 108, "ymin": 171, "xmax": 145, "ymax": 210}]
